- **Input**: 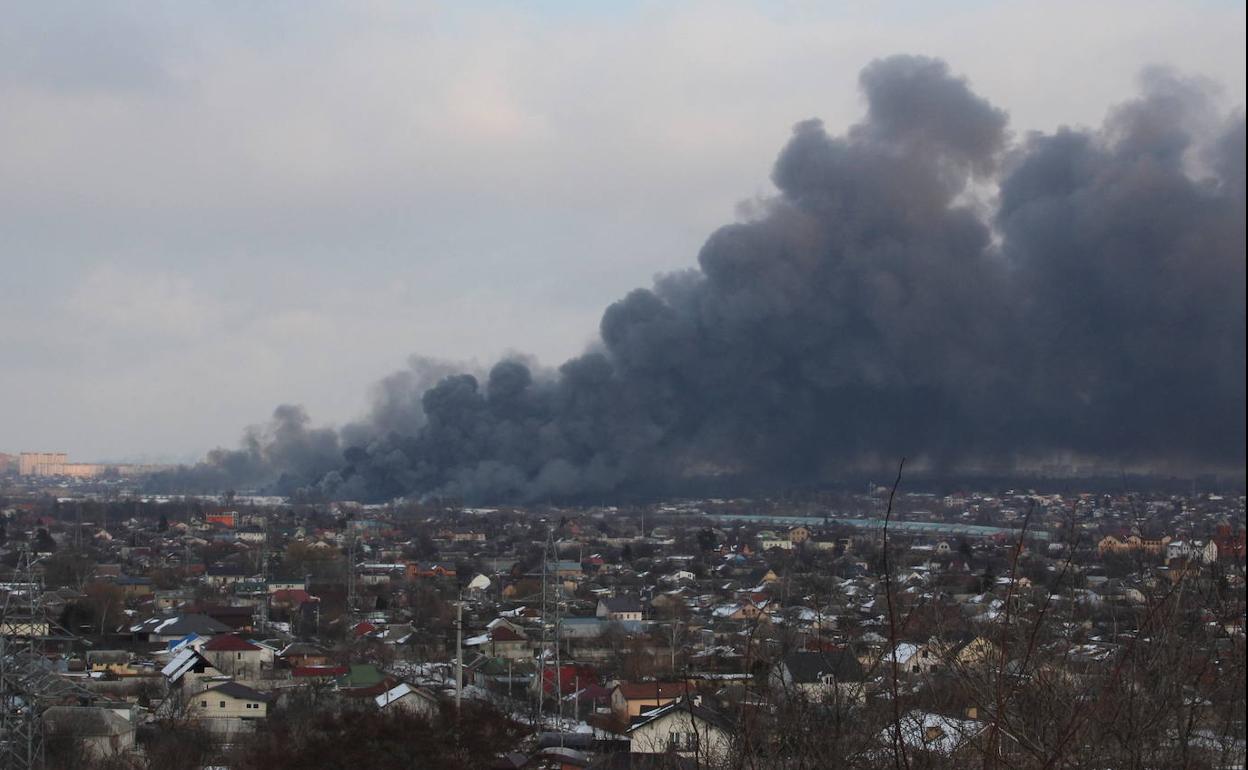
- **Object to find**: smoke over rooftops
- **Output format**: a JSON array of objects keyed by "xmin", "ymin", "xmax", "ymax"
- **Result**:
[{"xmin": 151, "ymin": 55, "xmax": 1246, "ymax": 502}]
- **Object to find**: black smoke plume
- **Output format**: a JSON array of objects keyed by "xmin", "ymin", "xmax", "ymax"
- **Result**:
[{"xmin": 152, "ymin": 56, "xmax": 1246, "ymax": 502}]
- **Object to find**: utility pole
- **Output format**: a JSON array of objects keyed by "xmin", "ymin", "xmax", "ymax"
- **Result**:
[
  {"xmin": 346, "ymin": 530, "xmax": 358, "ymax": 625},
  {"xmin": 537, "ymin": 524, "xmax": 551, "ymax": 722},
  {"xmin": 455, "ymin": 595, "xmax": 463, "ymax": 713},
  {"xmin": 255, "ymin": 514, "xmax": 270, "ymax": 633},
  {"xmin": 670, "ymin": 618, "xmax": 679, "ymax": 673}
]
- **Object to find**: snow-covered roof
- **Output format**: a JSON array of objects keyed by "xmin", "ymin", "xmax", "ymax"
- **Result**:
[
  {"xmin": 881, "ymin": 710, "xmax": 985, "ymax": 755},
  {"xmin": 375, "ymin": 682, "xmax": 413, "ymax": 708}
]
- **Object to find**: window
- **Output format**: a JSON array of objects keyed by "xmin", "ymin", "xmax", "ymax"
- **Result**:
[
  {"xmin": 200, "ymin": 701, "xmax": 207, "ymax": 708},
  {"xmin": 669, "ymin": 732, "xmax": 696, "ymax": 751},
  {"xmin": 219, "ymin": 701, "xmax": 226, "ymax": 708}
]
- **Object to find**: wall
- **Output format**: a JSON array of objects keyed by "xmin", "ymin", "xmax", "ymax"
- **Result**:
[{"xmin": 629, "ymin": 710, "xmax": 731, "ymax": 763}]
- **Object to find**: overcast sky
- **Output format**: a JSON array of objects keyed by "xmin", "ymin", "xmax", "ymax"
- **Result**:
[{"xmin": 2, "ymin": 0, "xmax": 1244, "ymax": 464}]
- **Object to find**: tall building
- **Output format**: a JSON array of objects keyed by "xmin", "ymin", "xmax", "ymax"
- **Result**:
[
  {"xmin": 15, "ymin": 451, "xmax": 168, "ymax": 479},
  {"xmin": 18, "ymin": 452, "xmax": 68, "ymax": 476}
]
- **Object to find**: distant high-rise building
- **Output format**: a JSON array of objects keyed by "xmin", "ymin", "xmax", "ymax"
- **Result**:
[
  {"xmin": 18, "ymin": 452, "xmax": 68, "ymax": 476},
  {"xmin": 15, "ymin": 451, "xmax": 169, "ymax": 479}
]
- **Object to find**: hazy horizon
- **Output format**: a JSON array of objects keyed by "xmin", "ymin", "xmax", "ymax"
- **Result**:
[{"xmin": 2, "ymin": 1, "xmax": 1244, "ymax": 466}]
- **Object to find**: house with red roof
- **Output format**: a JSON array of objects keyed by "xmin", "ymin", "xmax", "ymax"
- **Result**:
[
  {"xmin": 465, "ymin": 624, "xmax": 531, "ymax": 659},
  {"xmin": 201, "ymin": 634, "xmax": 268, "ymax": 680}
]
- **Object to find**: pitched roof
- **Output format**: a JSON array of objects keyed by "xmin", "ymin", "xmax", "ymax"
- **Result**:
[
  {"xmin": 130, "ymin": 613, "xmax": 231, "ymax": 637},
  {"xmin": 884, "ymin": 710, "xmax": 987, "ymax": 755},
  {"xmin": 781, "ymin": 650, "xmax": 865, "ymax": 684},
  {"xmin": 883, "ymin": 642, "xmax": 922, "ymax": 666},
  {"xmin": 490, "ymin": 626, "xmax": 526, "ymax": 642},
  {"xmin": 375, "ymin": 682, "xmax": 439, "ymax": 709},
  {"xmin": 279, "ymin": 642, "xmax": 327, "ymax": 657},
  {"xmin": 600, "ymin": 597, "xmax": 642, "ymax": 612},
  {"xmin": 160, "ymin": 648, "xmax": 214, "ymax": 682},
  {"xmin": 202, "ymin": 634, "xmax": 261, "ymax": 652},
  {"xmin": 625, "ymin": 697, "xmax": 731, "ymax": 734}
]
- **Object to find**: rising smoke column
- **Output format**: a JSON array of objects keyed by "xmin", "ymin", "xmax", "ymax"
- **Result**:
[
  {"xmin": 997, "ymin": 69, "xmax": 1246, "ymax": 466},
  {"xmin": 153, "ymin": 56, "xmax": 1246, "ymax": 502}
]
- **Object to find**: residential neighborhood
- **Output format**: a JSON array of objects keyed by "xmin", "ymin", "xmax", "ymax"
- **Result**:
[{"xmin": 1, "ymin": 477, "xmax": 1244, "ymax": 768}]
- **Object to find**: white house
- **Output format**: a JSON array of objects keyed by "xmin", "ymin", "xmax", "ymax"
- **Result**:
[
  {"xmin": 626, "ymin": 698, "xmax": 733, "ymax": 765},
  {"xmin": 375, "ymin": 682, "xmax": 440, "ymax": 719},
  {"xmin": 770, "ymin": 650, "xmax": 867, "ymax": 704},
  {"xmin": 597, "ymin": 597, "xmax": 644, "ymax": 622},
  {"xmin": 882, "ymin": 642, "xmax": 934, "ymax": 676},
  {"xmin": 200, "ymin": 634, "xmax": 269, "ymax": 680},
  {"xmin": 193, "ymin": 683, "xmax": 274, "ymax": 723}
]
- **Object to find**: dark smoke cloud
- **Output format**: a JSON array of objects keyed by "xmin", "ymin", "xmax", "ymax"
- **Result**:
[
  {"xmin": 154, "ymin": 403, "xmax": 341, "ymax": 494},
  {"xmin": 997, "ymin": 69, "xmax": 1246, "ymax": 465},
  {"xmin": 152, "ymin": 56, "xmax": 1246, "ymax": 502}
]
